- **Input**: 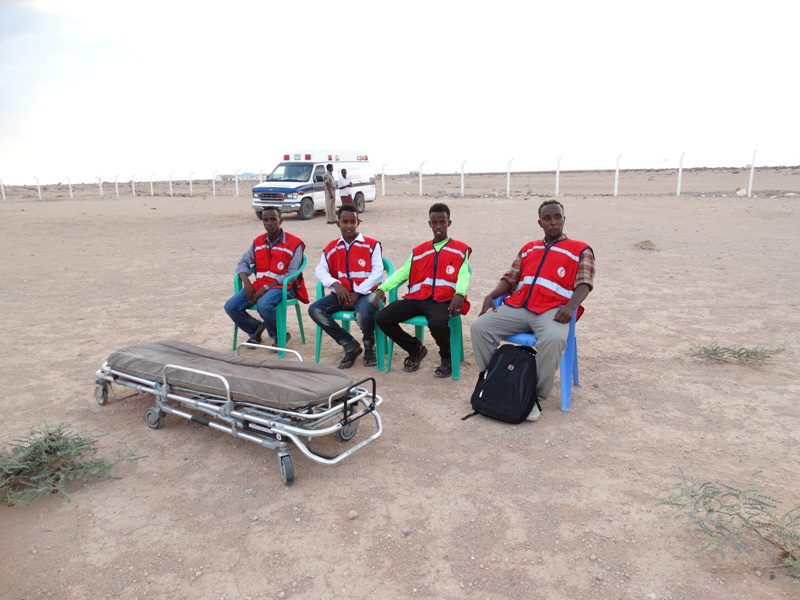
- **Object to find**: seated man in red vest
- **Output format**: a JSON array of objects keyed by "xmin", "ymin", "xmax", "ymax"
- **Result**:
[
  {"xmin": 373, "ymin": 203, "xmax": 472, "ymax": 378},
  {"xmin": 309, "ymin": 205, "xmax": 384, "ymax": 369},
  {"xmin": 470, "ymin": 199, "xmax": 595, "ymax": 421},
  {"xmin": 224, "ymin": 206, "xmax": 309, "ymax": 346}
]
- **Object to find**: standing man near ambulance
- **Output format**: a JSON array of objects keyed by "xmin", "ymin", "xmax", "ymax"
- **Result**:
[
  {"xmin": 224, "ymin": 206, "xmax": 309, "ymax": 346},
  {"xmin": 470, "ymin": 199, "xmax": 595, "ymax": 421},
  {"xmin": 337, "ymin": 168, "xmax": 355, "ymax": 207},
  {"xmin": 324, "ymin": 163, "xmax": 337, "ymax": 224}
]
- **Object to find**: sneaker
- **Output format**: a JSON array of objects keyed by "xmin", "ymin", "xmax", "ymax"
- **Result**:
[{"xmin": 525, "ymin": 404, "xmax": 541, "ymax": 422}]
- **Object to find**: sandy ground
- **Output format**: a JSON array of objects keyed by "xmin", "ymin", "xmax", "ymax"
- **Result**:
[{"xmin": 1, "ymin": 169, "xmax": 799, "ymax": 600}]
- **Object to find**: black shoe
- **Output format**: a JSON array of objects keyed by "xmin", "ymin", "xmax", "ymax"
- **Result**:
[{"xmin": 246, "ymin": 323, "xmax": 266, "ymax": 344}]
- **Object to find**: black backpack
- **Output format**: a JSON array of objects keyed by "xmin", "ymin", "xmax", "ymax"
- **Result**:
[{"xmin": 463, "ymin": 345, "xmax": 539, "ymax": 424}]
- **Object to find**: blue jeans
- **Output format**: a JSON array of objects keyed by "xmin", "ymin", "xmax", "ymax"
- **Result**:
[
  {"xmin": 224, "ymin": 287, "xmax": 295, "ymax": 340},
  {"xmin": 308, "ymin": 292, "xmax": 377, "ymax": 354}
]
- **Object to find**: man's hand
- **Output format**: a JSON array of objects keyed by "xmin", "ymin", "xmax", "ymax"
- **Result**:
[
  {"xmin": 343, "ymin": 291, "xmax": 361, "ymax": 310},
  {"xmin": 448, "ymin": 294, "xmax": 465, "ymax": 317},
  {"xmin": 332, "ymin": 282, "xmax": 350, "ymax": 305},
  {"xmin": 242, "ymin": 280, "xmax": 257, "ymax": 304},
  {"xmin": 553, "ymin": 304, "xmax": 574, "ymax": 323},
  {"xmin": 478, "ymin": 294, "xmax": 498, "ymax": 316},
  {"xmin": 373, "ymin": 289, "xmax": 386, "ymax": 309}
]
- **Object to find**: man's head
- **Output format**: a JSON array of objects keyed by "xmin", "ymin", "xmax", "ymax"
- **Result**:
[
  {"xmin": 341, "ymin": 168, "xmax": 348, "ymax": 178},
  {"xmin": 262, "ymin": 206, "xmax": 282, "ymax": 237},
  {"xmin": 326, "ymin": 164, "xmax": 334, "ymax": 173},
  {"xmin": 537, "ymin": 199, "xmax": 565, "ymax": 242},
  {"xmin": 336, "ymin": 205, "xmax": 360, "ymax": 241},
  {"xmin": 428, "ymin": 202, "xmax": 451, "ymax": 243}
]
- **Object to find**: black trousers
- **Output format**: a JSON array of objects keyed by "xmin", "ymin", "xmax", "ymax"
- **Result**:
[{"xmin": 375, "ymin": 298, "xmax": 451, "ymax": 360}]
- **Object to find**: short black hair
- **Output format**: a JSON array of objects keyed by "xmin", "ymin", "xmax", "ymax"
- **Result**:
[
  {"xmin": 337, "ymin": 204, "xmax": 358, "ymax": 219},
  {"xmin": 429, "ymin": 202, "xmax": 450, "ymax": 218},
  {"xmin": 538, "ymin": 199, "xmax": 564, "ymax": 216},
  {"xmin": 262, "ymin": 206, "xmax": 281, "ymax": 217}
]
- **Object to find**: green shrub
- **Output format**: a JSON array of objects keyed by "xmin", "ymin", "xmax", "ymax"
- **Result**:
[{"xmin": 0, "ymin": 423, "xmax": 140, "ymax": 505}]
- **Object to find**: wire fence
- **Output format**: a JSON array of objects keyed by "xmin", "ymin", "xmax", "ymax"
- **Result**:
[{"xmin": 2, "ymin": 166, "xmax": 799, "ymax": 203}]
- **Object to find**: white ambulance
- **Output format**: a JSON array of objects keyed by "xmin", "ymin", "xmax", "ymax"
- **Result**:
[{"xmin": 251, "ymin": 151, "xmax": 376, "ymax": 220}]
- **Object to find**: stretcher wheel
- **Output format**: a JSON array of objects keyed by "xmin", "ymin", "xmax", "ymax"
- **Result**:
[
  {"xmin": 337, "ymin": 420, "xmax": 359, "ymax": 442},
  {"xmin": 95, "ymin": 383, "xmax": 109, "ymax": 406},
  {"xmin": 279, "ymin": 453, "xmax": 294, "ymax": 486},
  {"xmin": 144, "ymin": 407, "xmax": 164, "ymax": 430}
]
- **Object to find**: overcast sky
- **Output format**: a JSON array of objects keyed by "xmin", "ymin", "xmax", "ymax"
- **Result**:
[{"xmin": 1, "ymin": 0, "xmax": 798, "ymax": 185}]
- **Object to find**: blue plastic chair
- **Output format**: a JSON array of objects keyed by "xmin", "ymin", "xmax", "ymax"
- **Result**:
[
  {"xmin": 313, "ymin": 257, "xmax": 394, "ymax": 366},
  {"xmin": 231, "ymin": 255, "xmax": 307, "ymax": 358},
  {"xmin": 493, "ymin": 294, "xmax": 580, "ymax": 411}
]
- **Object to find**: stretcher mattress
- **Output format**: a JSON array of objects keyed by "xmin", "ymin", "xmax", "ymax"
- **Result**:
[{"xmin": 106, "ymin": 341, "xmax": 354, "ymax": 410}]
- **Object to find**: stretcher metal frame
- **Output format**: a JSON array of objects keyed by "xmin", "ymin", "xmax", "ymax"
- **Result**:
[{"xmin": 94, "ymin": 343, "xmax": 383, "ymax": 485}]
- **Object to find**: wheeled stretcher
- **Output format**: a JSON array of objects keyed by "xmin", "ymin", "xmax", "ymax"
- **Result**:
[{"xmin": 95, "ymin": 340, "xmax": 383, "ymax": 485}]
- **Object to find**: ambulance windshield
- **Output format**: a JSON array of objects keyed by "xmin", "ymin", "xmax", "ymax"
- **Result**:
[{"xmin": 266, "ymin": 163, "xmax": 313, "ymax": 182}]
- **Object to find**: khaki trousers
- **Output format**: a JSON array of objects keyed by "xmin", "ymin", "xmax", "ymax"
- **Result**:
[
  {"xmin": 470, "ymin": 304, "xmax": 568, "ymax": 401},
  {"xmin": 325, "ymin": 193, "xmax": 336, "ymax": 222}
]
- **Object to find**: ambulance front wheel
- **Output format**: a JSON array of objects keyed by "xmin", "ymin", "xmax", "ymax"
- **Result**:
[
  {"xmin": 298, "ymin": 198, "xmax": 314, "ymax": 220},
  {"xmin": 255, "ymin": 210, "xmax": 263, "ymax": 220}
]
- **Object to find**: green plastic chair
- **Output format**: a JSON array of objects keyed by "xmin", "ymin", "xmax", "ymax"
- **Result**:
[
  {"xmin": 314, "ymin": 257, "xmax": 394, "ymax": 367},
  {"xmin": 374, "ymin": 266, "xmax": 470, "ymax": 380},
  {"xmin": 231, "ymin": 255, "xmax": 307, "ymax": 358}
]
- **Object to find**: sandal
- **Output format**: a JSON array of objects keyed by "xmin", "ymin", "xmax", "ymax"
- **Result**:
[
  {"xmin": 246, "ymin": 323, "xmax": 266, "ymax": 344},
  {"xmin": 338, "ymin": 346, "xmax": 363, "ymax": 369},
  {"xmin": 363, "ymin": 353, "xmax": 378, "ymax": 367},
  {"xmin": 434, "ymin": 360, "xmax": 452, "ymax": 378},
  {"xmin": 402, "ymin": 345, "xmax": 428, "ymax": 372}
]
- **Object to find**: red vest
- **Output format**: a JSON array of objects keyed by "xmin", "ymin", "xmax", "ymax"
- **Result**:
[
  {"xmin": 504, "ymin": 237, "xmax": 590, "ymax": 316},
  {"xmin": 253, "ymin": 231, "xmax": 309, "ymax": 303},
  {"xmin": 323, "ymin": 236, "xmax": 381, "ymax": 293},
  {"xmin": 404, "ymin": 239, "xmax": 472, "ymax": 313}
]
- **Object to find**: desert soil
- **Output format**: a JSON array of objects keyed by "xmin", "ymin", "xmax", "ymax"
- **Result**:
[{"xmin": 1, "ymin": 168, "xmax": 799, "ymax": 599}]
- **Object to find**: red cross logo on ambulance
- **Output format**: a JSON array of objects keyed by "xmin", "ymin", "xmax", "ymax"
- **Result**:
[
  {"xmin": 358, "ymin": 258, "xmax": 366, "ymax": 267},
  {"xmin": 277, "ymin": 261, "xmax": 285, "ymax": 270},
  {"xmin": 445, "ymin": 265, "xmax": 455, "ymax": 275},
  {"xmin": 557, "ymin": 266, "xmax": 566, "ymax": 278}
]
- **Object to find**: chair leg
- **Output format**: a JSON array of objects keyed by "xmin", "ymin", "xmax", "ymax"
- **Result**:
[
  {"xmin": 314, "ymin": 324, "xmax": 322, "ymax": 363},
  {"xmin": 276, "ymin": 303, "xmax": 288, "ymax": 358},
  {"xmin": 449, "ymin": 316, "xmax": 462, "ymax": 381},
  {"xmin": 232, "ymin": 325, "xmax": 238, "ymax": 351},
  {"xmin": 572, "ymin": 338, "xmax": 580, "ymax": 387},
  {"xmin": 294, "ymin": 303, "xmax": 306, "ymax": 344},
  {"xmin": 560, "ymin": 341, "xmax": 574, "ymax": 412}
]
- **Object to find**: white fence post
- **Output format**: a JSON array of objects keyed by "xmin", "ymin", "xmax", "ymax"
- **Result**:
[
  {"xmin": 34, "ymin": 176, "xmax": 41, "ymax": 200},
  {"xmin": 114, "ymin": 174, "xmax": 120, "ymax": 197},
  {"xmin": 235, "ymin": 169, "xmax": 241, "ymax": 197},
  {"xmin": 131, "ymin": 174, "xmax": 137, "ymax": 196},
  {"xmin": 381, "ymin": 163, "xmax": 387, "ymax": 196},
  {"xmin": 150, "ymin": 173, "xmax": 155, "ymax": 197},
  {"xmin": 189, "ymin": 172, "xmax": 195, "ymax": 197},
  {"xmin": 461, "ymin": 160, "xmax": 467, "ymax": 196},
  {"xmin": 676, "ymin": 152, "xmax": 685, "ymax": 196},
  {"xmin": 747, "ymin": 149, "xmax": 757, "ymax": 198},
  {"xmin": 66, "ymin": 176, "xmax": 73, "ymax": 199},
  {"xmin": 1, "ymin": 179, "xmax": 5, "ymax": 202},
  {"xmin": 555, "ymin": 156, "xmax": 563, "ymax": 196},
  {"xmin": 506, "ymin": 159, "xmax": 513, "ymax": 198},
  {"xmin": 169, "ymin": 171, "xmax": 174, "ymax": 197},
  {"xmin": 212, "ymin": 170, "xmax": 218, "ymax": 197},
  {"xmin": 97, "ymin": 175, "xmax": 104, "ymax": 197},
  {"xmin": 418, "ymin": 161, "xmax": 425, "ymax": 196},
  {"xmin": 613, "ymin": 154, "xmax": 622, "ymax": 197}
]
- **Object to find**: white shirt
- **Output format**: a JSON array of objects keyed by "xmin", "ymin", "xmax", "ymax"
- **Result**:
[
  {"xmin": 337, "ymin": 176, "xmax": 353, "ymax": 196},
  {"xmin": 315, "ymin": 233, "xmax": 384, "ymax": 295}
]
